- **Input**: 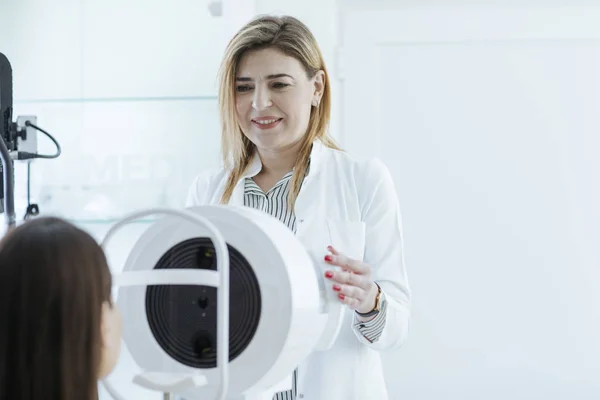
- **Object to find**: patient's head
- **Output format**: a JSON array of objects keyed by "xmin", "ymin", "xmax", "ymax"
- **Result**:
[{"xmin": 0, "ymin": 217, "xmax": 121, "ymax": 400}]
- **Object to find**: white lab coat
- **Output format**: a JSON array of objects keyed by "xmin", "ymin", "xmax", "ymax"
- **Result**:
[{"xmin": 185, "ymin": 140, "xmax": 411, "ymax": 400}]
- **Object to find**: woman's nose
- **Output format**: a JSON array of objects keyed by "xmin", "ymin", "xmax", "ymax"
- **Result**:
[{"xmin": 252, "ymin": 89, "xmax": 272, "ymax": 110}]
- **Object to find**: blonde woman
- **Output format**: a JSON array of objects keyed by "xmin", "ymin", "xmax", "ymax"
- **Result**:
[{"xmin": 186, "ymin": 15, "xmax": 411, "ymax": 400}]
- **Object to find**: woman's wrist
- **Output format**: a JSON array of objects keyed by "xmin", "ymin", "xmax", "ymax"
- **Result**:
[{"xmin": 356, "ymin": 282, "xmax": 380, "ymax": 315}]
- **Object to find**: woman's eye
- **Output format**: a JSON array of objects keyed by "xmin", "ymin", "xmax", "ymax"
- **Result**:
[
  {"xmin": 236, "ymin": 85, "xmax": 253, "ymax": 92},
  {"xmin": 272, "ymin": 82, "xmax": 290, "ymax": 89}
]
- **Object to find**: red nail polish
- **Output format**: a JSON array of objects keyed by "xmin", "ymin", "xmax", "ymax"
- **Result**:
[
  {"xmin": 325, "ymin": 271, "xmax": 334, "ymax": 278},
  {"xmin": 324, "ymin": 255, "xmax": 333, "ymax": 262},
  {"xmin": 338, "ymin": 294, "xmax": 345, "ymax": 300},
  {"xmin": 333, "ymin": 284, "xmax": 341, "ymax": 291}
]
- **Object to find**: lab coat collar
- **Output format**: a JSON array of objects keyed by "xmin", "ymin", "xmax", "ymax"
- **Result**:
[
  {"xmin": 229, "ymin": 140, "xmax": 327, "ymax": 206},
  {"xmin": 241, "ymin": 139, "xmax": 326, "ymax": 180}
]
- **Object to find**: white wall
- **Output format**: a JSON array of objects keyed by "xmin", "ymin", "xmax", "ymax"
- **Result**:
[
  {"xmin": 341, "ymin": 2, "xmax": 600, "ymax": 399},
  {"xmin": 2, "ymin": 1, "xmax": 232, "ymax": 222}
]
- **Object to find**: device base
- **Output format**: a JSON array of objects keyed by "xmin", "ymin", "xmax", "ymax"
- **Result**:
[{"xmin": 133, "ymin": 371, "xmax": 208, "ymax": 393}]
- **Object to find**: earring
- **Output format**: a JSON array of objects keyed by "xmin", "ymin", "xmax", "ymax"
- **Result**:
[{"xmin": 312, "ymin": 99, "xmax": 320, "ymax": 107}]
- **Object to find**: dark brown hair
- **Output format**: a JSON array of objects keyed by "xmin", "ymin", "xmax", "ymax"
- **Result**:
[{"xmin": 0, "ymin": 217, "xmax": 112, "ymax": 400}]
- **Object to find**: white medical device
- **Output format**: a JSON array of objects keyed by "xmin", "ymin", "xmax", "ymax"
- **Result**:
[{"xmin": 100, "ymin": 205, "xmax": 345, "ymax": 400}]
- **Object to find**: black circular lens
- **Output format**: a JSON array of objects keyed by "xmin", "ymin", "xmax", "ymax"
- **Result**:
[{"xmin": 146, "ymin": 238, "xmax": 261, "ymax": 368}]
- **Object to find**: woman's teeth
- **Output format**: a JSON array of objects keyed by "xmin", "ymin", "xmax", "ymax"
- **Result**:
[{"xmin": 255, "ymin": 119, "xmax": 279, "ymax": 124}]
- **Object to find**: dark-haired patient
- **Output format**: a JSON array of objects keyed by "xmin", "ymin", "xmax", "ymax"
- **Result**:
[{"xmin": 0, "ymin": 217, "xmax": 122, "ymax": 400}]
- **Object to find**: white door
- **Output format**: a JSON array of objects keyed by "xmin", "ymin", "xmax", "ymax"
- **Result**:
[{"xmin": 340, "ymin": 4, "xmax": 600, "ymax": 400}]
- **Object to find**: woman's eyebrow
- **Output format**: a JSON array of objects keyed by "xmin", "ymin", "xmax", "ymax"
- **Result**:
[
  {"xmin": 236, "ymin": 73, "xmax": 295, "ymax": 81},
  {"xmin": 266, "ymin": 73, "xmax": 294, "ymax": 79}
]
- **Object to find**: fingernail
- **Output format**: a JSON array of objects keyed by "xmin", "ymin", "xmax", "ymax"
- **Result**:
[
  {"xmin": 333, "ymin": 284, "xmax": 341, "ymax": 291},
  {"xmin": 338, "ymin": 294, "xmax": 345, "ymax": 300},
  {"xmin": 325, "ymin": 271, "xmax": 334, "ymax": 278},
  {"xmin": 324, "ymin": 255, "xmax": 333, "ymax": 262},
  {"xmin": 327, "ymin": 245, "xmax": 333, "ymax": 251}
]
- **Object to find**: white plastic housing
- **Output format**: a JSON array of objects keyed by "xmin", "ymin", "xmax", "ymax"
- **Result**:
[
  {"xmin": 117, "ymin": 205, "xmax": 342, "ymax": 399},
  {"xmin": 16, "ymin": 115, "xmax": 38, "ymax": 154}
]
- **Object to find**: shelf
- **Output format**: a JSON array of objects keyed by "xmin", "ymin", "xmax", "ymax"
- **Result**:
[{"xmin": 14, "ymin": 95, "xmax": 218, "ymax": 104}]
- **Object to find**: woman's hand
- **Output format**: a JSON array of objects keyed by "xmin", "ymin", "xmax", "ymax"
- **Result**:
[{"xmin": 323, "ymin": 245, "xmax": 379, "ymax": 314}]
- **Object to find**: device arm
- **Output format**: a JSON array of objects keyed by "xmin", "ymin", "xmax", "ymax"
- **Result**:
[{"xmin": 100, "ymin": 208, "xmax": 231, "ymax": 400}]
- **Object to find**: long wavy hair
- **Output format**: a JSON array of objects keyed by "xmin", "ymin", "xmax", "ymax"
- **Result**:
[{"xmin": 217, "ymin": 14, "xmax": 341, "ymax": 208}]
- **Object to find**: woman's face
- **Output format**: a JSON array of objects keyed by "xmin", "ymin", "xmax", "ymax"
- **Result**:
[
  {"xmin": 98, "ymin": 300, "xmax": 122, "ymax": 378},
  {"xmin": 235, "ymin": 47, "xmax": 324, "ymax": 153}
]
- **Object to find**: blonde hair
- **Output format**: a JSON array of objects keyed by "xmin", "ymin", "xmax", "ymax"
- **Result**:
[{"xmin": 217, "ymin": 14, "xmax": 341, "ymax": 208}]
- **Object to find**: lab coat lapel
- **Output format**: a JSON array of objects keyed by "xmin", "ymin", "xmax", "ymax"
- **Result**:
[{"xmin": 229, "ymin": 180, "xmax": 246, "ymax": 206}]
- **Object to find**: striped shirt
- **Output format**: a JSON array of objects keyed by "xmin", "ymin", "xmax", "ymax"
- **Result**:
[
  {"xmin": 244, "ymin": 171, "xmax": 298, "ymax": 400},
  {"xmin": 244, "ymin": 169, "xmax": 387, "ymax": 400},
  {"xmin": 244, "ymin": 170, "xmax": 298, "ymax": 233}
]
